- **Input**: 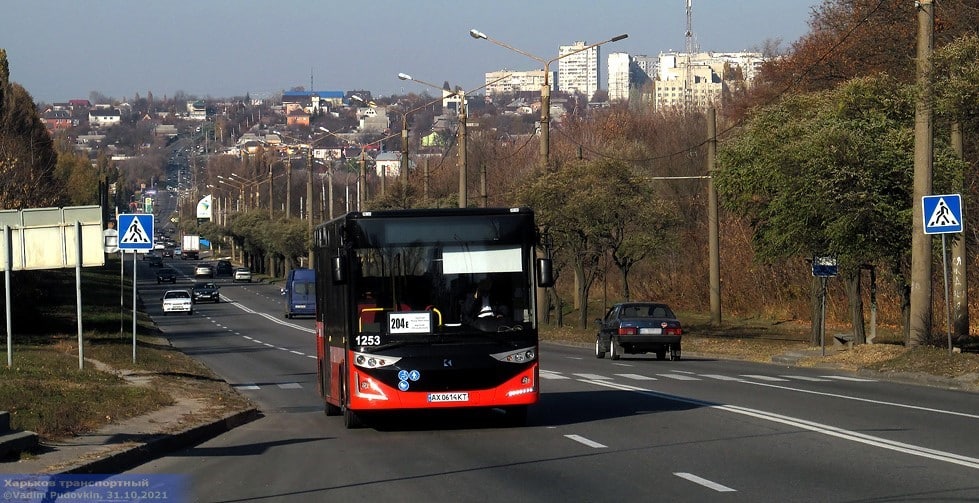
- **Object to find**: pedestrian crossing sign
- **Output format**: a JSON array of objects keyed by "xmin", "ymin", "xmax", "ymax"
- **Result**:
[
  {"xmin": 118, "ymin": 213, "xmax": 154, "ymax": 251},
  {"xmin": 922, "ymin": 194, "xmax": 963, "ymax": 235}
]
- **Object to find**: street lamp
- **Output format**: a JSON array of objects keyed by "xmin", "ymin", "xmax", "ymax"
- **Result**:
[
  {"xmin": 274, "ymin": 129, "xmax": 337, "ymax": 267},
  {"xmin": 399, "ymin": 73, "xmax": 468, "ymax": 207},
  {"xmin": 398, "ymin": 72, "xmax": 513, "ymax": 208},
  {"xmin": 397, "ymin": 95, "xmax": 445, "ymax": 185},
  {"xmin": 320, "ymin": 127, "xmax": 400, "ymax": 211},
  {"xmin": 469, "ymin": 29, "xmax": 628, "ymax": 169}
]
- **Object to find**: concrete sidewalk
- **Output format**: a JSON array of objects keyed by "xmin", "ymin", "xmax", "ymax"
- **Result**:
[{"xmin": 3, "ymin": 395, "xmax": 258, "ymax": 475}]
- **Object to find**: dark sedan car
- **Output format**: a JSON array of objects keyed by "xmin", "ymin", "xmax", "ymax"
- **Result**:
[
  {"xmin": 595, "ymin": 302, "xmax": 682, "ymax": 361},
  {"xmin": 192, "ymin": 282, "xmax": 220, "ymax": 303},
  {"xmin": 156, "ymin": 267, "xmax": 177, "ymax": 284},
  {"xmin": 215, "ymin": 260, "xmax": 233, "ymax": 276}
]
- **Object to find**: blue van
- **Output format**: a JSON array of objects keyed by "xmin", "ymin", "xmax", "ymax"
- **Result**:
[{"xmin": 283, "ymin": 268, "xmax": 316, "ymax": 319}]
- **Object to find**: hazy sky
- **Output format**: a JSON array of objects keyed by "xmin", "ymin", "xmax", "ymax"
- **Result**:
[{"xmin": 2, "ymin": 0, "xmax": 820, "ymax": 104}]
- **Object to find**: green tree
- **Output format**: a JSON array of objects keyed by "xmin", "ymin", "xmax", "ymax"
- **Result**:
[
  {"xmin": 519, "ymin": 158, "xmax": 676, "ymax": 327},
  {"xmin": 715, "ymin": 75, "xmax": 962, "ymax": 345},
  {"xmin": 0, "ymin": 49, "xmax": 66, "ymax": 208}
]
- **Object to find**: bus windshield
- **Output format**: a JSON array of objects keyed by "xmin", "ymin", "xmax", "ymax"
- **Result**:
[{"xmin": 349, "ymin": 215, "xmax": 536, "ymax": 334}]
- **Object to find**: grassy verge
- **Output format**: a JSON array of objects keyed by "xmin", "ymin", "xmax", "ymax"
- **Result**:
[{"xmin": 0, "ymin": 260, "xmax": 251, "ymax": 441}]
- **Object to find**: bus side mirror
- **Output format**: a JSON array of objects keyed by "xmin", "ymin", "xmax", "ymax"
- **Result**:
[
  {"xmin": 537, "ymin": 258, "xmax": 554, "ymax": 288},
  {"xmin": 332, "ymin": 255, "xmax": 346, "ymax": 284}
]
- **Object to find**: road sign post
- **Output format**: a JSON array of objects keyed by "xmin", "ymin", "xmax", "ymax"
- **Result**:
[
  {"xmin": 812, "ymin": 257, "xmax": 838, "ymax": 356},
  {"xmin": 117, "ymin": 214, "xmax": 154, "ymax": 362},
  {"xmin": 922, "ymin": 194, "xmax": 964, "ymax": 355}
]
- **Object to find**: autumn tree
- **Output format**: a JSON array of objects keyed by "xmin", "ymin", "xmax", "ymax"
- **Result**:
[{"xmin": 53, "ymin": 138, "xmax": 100, "ymax": 206}]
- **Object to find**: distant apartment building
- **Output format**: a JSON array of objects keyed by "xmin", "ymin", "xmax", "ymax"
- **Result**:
[
  {"xmin": 607, "ymin": 53, "xmax": 657, "ymax": 102},
  {"xmin": 558, "ymin": 41, "xmax": 601, "ymax": 98},
  {"xmin": 483, "ymin": 69, "xmax": 554, "ymax": 102},
  {"xmin": 652, "ymin": 51, "xmax": 765, "ymax": 110},
  {"xmin": 186, "ymin": 100, "xmax": 207, "ymax": 121}
]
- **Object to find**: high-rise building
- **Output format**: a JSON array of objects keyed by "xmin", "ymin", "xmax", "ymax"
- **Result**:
[
  {"xmin": 608, "ymin": 53, "xmax": 657, "ymax": 102},
  {"xmin": 654, "ymin": 51, "xmax": 765, "ymax": 110},
  {"xmin": 483, "ymin": 69, "xmax": 554, "ymax": 102},
  {"xmin": 558, "ymin": 41, "xmax": 601, "ymax": 98}
]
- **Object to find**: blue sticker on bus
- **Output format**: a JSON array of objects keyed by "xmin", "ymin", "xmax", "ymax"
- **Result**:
[
  {"xmin": 409, "ymin": 370, "xmax": 421, "ymax": 381},
  {"xmin": 398, "ymin": 380, "xmax": 410, "ymax": 391},
  {"xmin": 398, "ymin": 370, "xmax": 409, "ymax": 381}
]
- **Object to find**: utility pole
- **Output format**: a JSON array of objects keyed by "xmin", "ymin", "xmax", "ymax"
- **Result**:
[
  {"xmin": 951, "ymin": 123, "xmax": 969, "ymax": 338},
  {"xmin": 909, "ymin": 0, "xmax": 934, "ymax": 346},
  {"xmin": 458, "ymin": 98, "xmax": 468, "ymax": 208},
  {"xmin": 307, "ymin": 146, "xmax": 314, "ymax": 267},
  {"xmin": 285, "ymin": 156, "xmax": 293, "ymax": 219},
  {"xmin": 267, "ymin": 157, "xmax": 274, "ymax": 219},
  {"xmin": 359, "ymin": 150, "xmax": 367, "ymax": 211},
  {"xmin": 707, "ymin": 107, "xmax": 721, "ymax": 325}
]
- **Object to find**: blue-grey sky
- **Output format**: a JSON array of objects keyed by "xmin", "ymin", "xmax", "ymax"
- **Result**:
[{"xmin": 2, "ymin": 0, "xmax": 819, "ymax": 104}]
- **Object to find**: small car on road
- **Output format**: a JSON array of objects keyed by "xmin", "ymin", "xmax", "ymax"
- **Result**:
[
  {"xmin": 233, "ymin": 267, "xmax": 252, "ymax": 283},
  {"xmin": 162, "ymin": 289, "xmax": 193, "ymax": 315},
  {"xmin": 215, "ymin": 260, "xmax": 233, "ymax": 276},
  {"xmin": 194, "ymin": 263, "xmax": 214, "ymax": 278},
  {"xmin": 192, "ymin": 282, "xmax": 220, "ymax": 303},
  {"xmin": 595, "ymin": 302, "xmax": 682, "ymax": 361},
  {"xmin": 156, "ymin": 267, "xmax": 177, "ymax": 284}
]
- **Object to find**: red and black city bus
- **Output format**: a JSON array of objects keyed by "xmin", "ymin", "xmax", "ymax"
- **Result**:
[{"xmin": 312, "ymin": 207, "xmax": 553, "ymax": 428}]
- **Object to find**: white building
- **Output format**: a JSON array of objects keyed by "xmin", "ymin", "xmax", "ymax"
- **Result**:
[
  {"xmin": 358, "ymin": 106, "xmax": 390, "ymax": 133},
  {"xmin": 607, "ymin": 53, "xmax": 657, "ymax": 102},
  {"xmin": 88, "ymin": 108, "xmax": 121, "ymax": 128},
  {"xmin": 483, "ymin": 69, "xmax": 554, "ymax": 102},
  {"xmin": 653, "ymin": 51, "xmax": 765, "ymax": 111},
  {"xmin": 558, "ymin": 41, "xmax": 601, "ymax": 98}
]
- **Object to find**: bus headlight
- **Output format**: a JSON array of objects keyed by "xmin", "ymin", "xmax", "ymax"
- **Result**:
[
  {"xmin": 353, "ymin": 352, "xmax": 402, "ymax": 369},
  {"xmin": 490, "ymin": 347, "xmax": 537, "ymax": 363}
]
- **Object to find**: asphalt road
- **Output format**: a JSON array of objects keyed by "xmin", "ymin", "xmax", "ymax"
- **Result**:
[{"xmin": 125, "ymin": 259, "xmax": 979, "ymax": 502}]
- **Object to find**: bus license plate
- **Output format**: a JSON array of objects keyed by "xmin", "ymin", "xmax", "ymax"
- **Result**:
[{"xmin": 428, "ymin": 392, "xmax": 469, "ymax": 402}]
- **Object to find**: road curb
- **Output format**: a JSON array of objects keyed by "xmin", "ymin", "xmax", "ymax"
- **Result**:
[{"xmin": 61, "ymin": 407, "xmax": 261, "ymax": 475}]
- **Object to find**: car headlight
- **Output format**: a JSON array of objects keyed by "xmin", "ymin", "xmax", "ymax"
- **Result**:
[{"xmin": 491, "ymin": 346, "xmax": 537, "ymax": 363}]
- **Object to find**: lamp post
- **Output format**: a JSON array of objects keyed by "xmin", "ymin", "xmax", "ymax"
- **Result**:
[
  {"xmin": 321, "ymin": 127, "xmax": 400, "ymax": 211},
  {"xmin": 216, "ymin": 176, "xmax": 245, "ymax": 212},
  {"xmin": 397, "ymin": 95, "xmax": 445, "ymax": 184},
  {"xmin": 469, "ymin": 29, "xmax": 628, "ymax": 170},
  {"xmin": 398, "ymin": 73, "xmax": 468, "ymax": 207},
  {"xmin": 398, "ymin": 72, "xmax": 513, "ymax": 208}
]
